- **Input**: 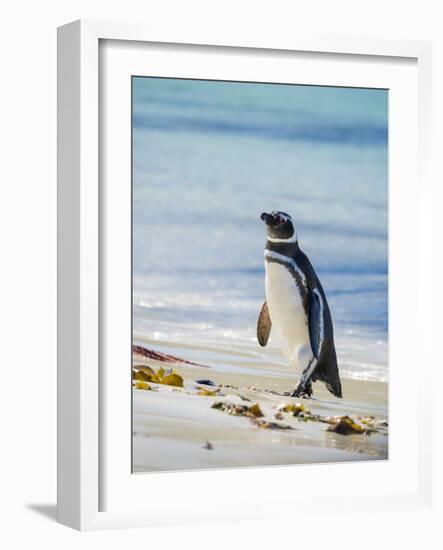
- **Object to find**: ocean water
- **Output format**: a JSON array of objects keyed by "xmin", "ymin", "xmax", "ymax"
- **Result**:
[{"xmin": 132, "ymin": 78, "xmax": 388, "ymax": 382}]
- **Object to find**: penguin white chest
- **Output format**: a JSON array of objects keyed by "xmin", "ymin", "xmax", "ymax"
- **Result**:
[{"xmin": 265, "ymin": 260, "xmax": 310, "ymax": 367}]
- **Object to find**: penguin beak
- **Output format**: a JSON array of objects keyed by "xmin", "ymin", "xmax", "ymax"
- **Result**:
[{"xmin": 260, "ymin": 212, "xmax": 278, "ymax": 227}]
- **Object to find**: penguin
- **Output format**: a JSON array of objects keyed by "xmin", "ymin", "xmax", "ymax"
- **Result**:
[{"xmin": 257, "ymin": 211, "xmax": 342, "ymax": 398}]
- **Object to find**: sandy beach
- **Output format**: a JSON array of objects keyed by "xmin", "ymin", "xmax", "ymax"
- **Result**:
[{"xmin": 132, "ymin": 337, "xmax": 388, "ymax": 473}]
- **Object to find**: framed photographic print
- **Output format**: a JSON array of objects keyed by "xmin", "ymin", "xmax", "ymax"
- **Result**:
[{"xmin": 57, "ymin": 20, "xmax": 432, "ymax": 530}]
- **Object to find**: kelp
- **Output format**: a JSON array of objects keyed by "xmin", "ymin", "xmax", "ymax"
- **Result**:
[
  {"xmin": 132, "ymin": 365, "xmax": 184, "ymax": 388},
  {"xmin": 161, "ymin": 373, "xmax": 184, "ymax": 387},
  {"xmin": 324, "ymin": 415, "xmax": 368, "ymax": 435},
  {"xmin": 277, "ymin": 402, "xmax": 303, "ymax": 413},
  {"xmin": 276, "ymin": 403, "xmax": 386, "ymax": 433},
  {"xmin": 133, "ymin": 364, "xmax": 155, "ymax": 375},
  {"xmin": 211, "ymin": 399, "xmax": 264, "ymax": 418},
  {"xmin": 133, "ymin": 370, "xmax": 151, "ymax": 382},
  {"xmin": 197, "ymin": 389, "xmax": 219, "ymax": 397},
  {"xmin": 277, "ymin": 402, "xmax": 318, "ymax": 421},
  {"xmin": 133, "ymin": 344, "xmax": 208, "ymax": 367},
  {"xmin": 133, "ymin": 381, "xmax": 151, "ymax": 391}
]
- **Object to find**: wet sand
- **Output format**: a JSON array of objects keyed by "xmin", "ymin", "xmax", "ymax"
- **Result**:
[{"xmin": 132, "ymin": 337, "xmax": 388, "ymax": 473}]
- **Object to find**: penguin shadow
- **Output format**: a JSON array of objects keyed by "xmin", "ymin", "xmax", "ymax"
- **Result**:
[
  {"xmin": 262, "ymin": 388, "xmax": 318, "ymax": 400},
  {"xmin": 26, "ymin": 503, "xmax": 57, "ymax": 522}
]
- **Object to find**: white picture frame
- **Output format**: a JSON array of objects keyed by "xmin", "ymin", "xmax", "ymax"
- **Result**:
[{"xmin": 57, "ymin": 19, "xmax": 433, "ymax": 531}]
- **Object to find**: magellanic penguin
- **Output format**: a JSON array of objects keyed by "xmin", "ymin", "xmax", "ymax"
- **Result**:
[{"xmin": 257, "ymin": 211, "xmax": 342, "ymax": 398}]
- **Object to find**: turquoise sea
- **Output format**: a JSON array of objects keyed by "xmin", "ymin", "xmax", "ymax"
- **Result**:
[{"xmin": 132, "ymin": 77, "xmax": 388, "ymax": 382}]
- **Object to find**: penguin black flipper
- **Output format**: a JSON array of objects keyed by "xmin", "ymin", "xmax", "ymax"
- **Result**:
[
  {"xmin": 308, "ymin": 289, "xmax": 321, "ymax": 359},
  {"xmin": 257, "ymin": 301, "xmax": 272, "ymax": 347}
]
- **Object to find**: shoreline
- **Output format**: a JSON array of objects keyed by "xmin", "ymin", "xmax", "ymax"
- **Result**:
[{"xmin": 132, "ymin": 339, "xmax": 388, "ymax": 473}]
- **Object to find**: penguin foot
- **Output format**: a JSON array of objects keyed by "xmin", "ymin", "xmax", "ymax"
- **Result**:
[{"xmin": 284, "ymin": 382, "xmax": 313, "ymax": 399}]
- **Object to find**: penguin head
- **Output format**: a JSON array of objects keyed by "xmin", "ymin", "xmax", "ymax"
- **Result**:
[{"xmin": 260, "ymin": 211, "xmax": 297, "ymax": 243}]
